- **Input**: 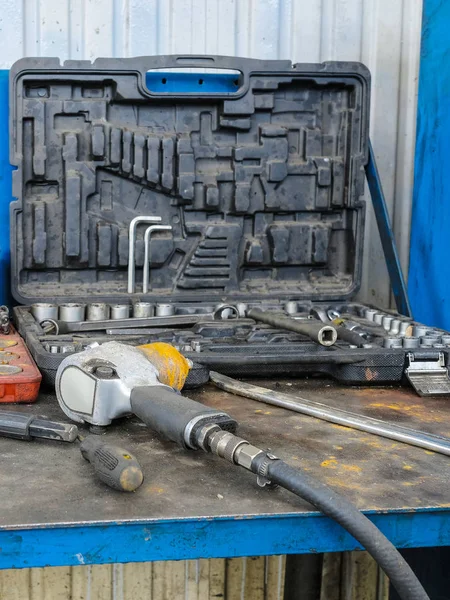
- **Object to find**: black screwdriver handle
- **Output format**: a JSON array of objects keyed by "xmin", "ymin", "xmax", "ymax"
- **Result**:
[{"xmin": 79, "ymin": 437, "xmax": 144, "ymax": 492}]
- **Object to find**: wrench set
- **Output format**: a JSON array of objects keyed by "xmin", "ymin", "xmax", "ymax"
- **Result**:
[{"xmin": 8, "ymin": 56, "xmax": 450, "ymax": 397}]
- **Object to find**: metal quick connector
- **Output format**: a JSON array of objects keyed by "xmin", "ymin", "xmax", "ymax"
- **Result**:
[{"xmin": 204, "ymin": 428, "xmax": 264, "ymax": 470}]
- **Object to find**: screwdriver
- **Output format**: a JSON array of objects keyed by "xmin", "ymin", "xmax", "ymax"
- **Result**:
[
  {"xmin": 0, "ymin": 410, "xmax": 143, "ymax": 492},
  {"xmin": 79, "ymin": 436, "xmax": 144, "ymax": 492}
]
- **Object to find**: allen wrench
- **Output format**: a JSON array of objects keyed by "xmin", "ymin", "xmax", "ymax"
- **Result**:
[
  {"xmin": 143, "ymin": 225, "xmax": 173, "ymax": 294},
  {"xmin": 128, "ymin": 216, "xmax": 162, "ymax": 293}
]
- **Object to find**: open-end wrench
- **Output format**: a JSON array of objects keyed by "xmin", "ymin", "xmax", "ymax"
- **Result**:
[
  {"xmin": 41, "ymin": 304, "xmax": 240, "ymax": 335},
  {"xmin": 143, "ymin": 225, "xmax": 173, "ymax": 294},
  {"xmin": 127, "ymin": 216, "xmax": 162, "ymax": 294}
]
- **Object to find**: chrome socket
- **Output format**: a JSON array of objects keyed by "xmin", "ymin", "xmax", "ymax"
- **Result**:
[
  {"xmin": 87, "ymin": 303, "xmax": 110, "ymax": 321},
  {"xmin": 31, "ymin": 303, "xmax": 58, "ymax": 322},
  {"xmin": 364, "ymin": 308, "xmax": 378, "ymax": 322},
  {"xmin": 403, "ymin": 337, "xmax": 419, "ymax": 349},
  {"xmin": 285, "ymin": 301, "xmax": 298, "ymax": 315},
  {"xmin": 61, "ymin": 344, "xmax": 76, "ymax": 354},
  {"xmin": 155, "ymin": 303, "xmax": 175, "ymax": 317},
  {"xmin": 383, "ymin": 337, "xmax": 403, "ymax": 349},
  {"xmin": 399, "ymin": 321, "xmax": 411, "ymax": 336},
  {"xmin": 110, "ymin": 304, "xmax": 129, "ymax": 320},
  {"xmin": 389, "ymin": 318, "xmax": 401, "ymax": 335},
  {"xmin": 382, "ymin": 316, "xmax": 393, "ymax": 331},
  {"xmin": 420, "ymin": 337, "xmax": 438, "ymax": 347},
  {"xmin": 59, "ymin": 303, "xmax": 86, "ymax": 322},
  {"xmin": 412, "ymin": 325, "xmax": 428, "ymax": 337},
  {"xmin": 133, "ymin": 302, "xmax": 153, "ymax": 318},
  {"xmin": 373, "ymin": 313, "xmax": 384, "ymax": 325}
]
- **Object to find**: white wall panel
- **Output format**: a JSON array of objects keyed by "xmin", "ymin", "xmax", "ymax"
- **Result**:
[{"xmin": 0, "ymin": 0, "xmax": 422, "ymax": 306}]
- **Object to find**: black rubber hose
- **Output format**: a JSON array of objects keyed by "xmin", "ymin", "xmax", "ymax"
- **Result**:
[{"xmin": 257, "ymin": 457, "xmax": 429, "ymax": 600}]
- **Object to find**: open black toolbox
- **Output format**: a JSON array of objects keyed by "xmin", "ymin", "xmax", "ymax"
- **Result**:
[{"xmin": 9, "ymin": 55, "xmax": 450, "ymax": 396}]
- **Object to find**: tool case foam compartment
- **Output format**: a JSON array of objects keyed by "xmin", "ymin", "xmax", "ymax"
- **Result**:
[{"xmin": 9, "ymin": 55, "xmax": 450, "ymax": 393}]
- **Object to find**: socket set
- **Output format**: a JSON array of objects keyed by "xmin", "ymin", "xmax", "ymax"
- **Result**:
[
  {"xmin": 13, "ymin": 299, "xmax": 450, "ymax": 397},
  {"xmin": 9, "ymin": 56, "xmax": 450, "ymax": 397}
]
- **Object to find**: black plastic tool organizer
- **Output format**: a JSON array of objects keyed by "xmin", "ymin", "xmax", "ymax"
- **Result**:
[{"xmin": 9, "ymin": 55, "xmax": 450, "ymax": 394}]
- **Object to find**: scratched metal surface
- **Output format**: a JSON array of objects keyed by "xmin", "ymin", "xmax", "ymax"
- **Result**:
[{"xmin": 0, "ymin": 379, "xmax": 449, "ymax": 528}]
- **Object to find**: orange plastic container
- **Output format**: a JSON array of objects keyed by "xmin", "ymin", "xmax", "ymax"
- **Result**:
[{"xmin": 0, "ymin": 325, "xmax": 41, "ymax": 403}]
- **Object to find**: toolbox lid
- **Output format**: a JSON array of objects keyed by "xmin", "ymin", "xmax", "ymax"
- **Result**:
[{"xmin": 9, "ymin": 55, "xmax": 370, "ymax": 304}]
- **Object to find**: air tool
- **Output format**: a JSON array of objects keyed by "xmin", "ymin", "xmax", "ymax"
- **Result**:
[{"xmin": 55, "ymin": 341, "xmax": 429, "ymax": 600}]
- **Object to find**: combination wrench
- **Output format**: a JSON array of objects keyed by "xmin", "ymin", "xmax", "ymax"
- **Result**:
[{"xmin": 40, "ymin": 304, "xmax": 240, "ymax": 335}]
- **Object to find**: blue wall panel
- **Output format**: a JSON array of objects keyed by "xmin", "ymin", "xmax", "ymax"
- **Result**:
[
  {"xmin": 409, "ymin": 1, "xmax": 450, "ymax": 328},
  {"xmin": 0, "ymin": 71, "xmax": 11, "ymax": 306}
]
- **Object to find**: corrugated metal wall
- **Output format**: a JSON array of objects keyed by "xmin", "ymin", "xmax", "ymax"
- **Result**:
[{"xmin": 0, "ymin": 0, "xmax": 422, "ymax": 306}]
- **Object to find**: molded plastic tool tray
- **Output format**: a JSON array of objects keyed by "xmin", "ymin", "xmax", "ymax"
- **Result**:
[
  {"xmin": 9, "ymin": 55, "xmax": 450, "ymax": 395},
  {"xmin": 9, "ymin": 55, "xmax": 369, "ymax": 304}
]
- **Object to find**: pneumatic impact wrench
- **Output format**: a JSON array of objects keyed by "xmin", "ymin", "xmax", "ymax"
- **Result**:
[
  {"xmin": 55, "ymin": 341, "xmax": 237, "ymax": 446},
  {"xmin": 55, "ymin": 341, "xmax": 429, "ymax": 600}
]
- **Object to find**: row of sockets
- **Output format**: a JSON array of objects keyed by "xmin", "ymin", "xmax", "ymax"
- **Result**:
[
  {"xmin": 383, "ymin": 335, "xmax": 450, "ymax": 349},
  {"xmin": 31, "ymin": 302, "xmax": 175, "ymax": 323},
  {"xmin": 362, "ymin": 307, "xmax": 449, "ymax": 345},
  {"xmin": 360, "ymin": 308, "xmax": 411, "ymax": 336}
]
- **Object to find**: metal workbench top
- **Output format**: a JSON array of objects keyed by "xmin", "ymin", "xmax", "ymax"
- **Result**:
[{"xmin": 1, "ymin": 378, "xmax": 449, "ymax": 569}]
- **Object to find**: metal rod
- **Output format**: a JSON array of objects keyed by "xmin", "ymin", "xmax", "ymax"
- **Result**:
[
  {"xmin": 365, "ymin": 140, "xmax": 412, "ymax": 317},
  {"xmin": 127, "ymin": 216, "xmax": 162, "ymax": 294},
  {"xmin": 247, "ymin": 308, "xmax": 337, "ymax": 347},
  {"xmin": 44, "ymin": 314, "xmax": 204, "ymax": 334},
  {"xmin": 143, "ymin": 225, "xmax": 172, "ymax": 293},
  {"xmin": 210, "ymin": 371, "xmax": 450, "ymax": 457}
]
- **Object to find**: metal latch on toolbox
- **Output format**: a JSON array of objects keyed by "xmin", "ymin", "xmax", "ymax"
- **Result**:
[{"xmin": 405, "ymin": 352, "xmax": 450, "ymax": 396}]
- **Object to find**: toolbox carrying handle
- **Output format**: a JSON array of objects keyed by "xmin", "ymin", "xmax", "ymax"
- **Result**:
[{"xmin": 138, "ymin": 54, "xmax": 292, "ymax": 97}]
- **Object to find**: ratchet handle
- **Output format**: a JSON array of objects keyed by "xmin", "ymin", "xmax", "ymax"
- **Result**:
[
  {"xmin": 130, "ymin": 385, "xmax": 237, "ymax": 448},
  {"xmin": 80, "ymin": 437, "xmax": 144, "ymax": 492}
]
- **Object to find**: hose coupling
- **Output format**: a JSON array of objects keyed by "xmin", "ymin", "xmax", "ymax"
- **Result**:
[{"xmin": 201, "ymin": 427, "xmax": 264, "ymax": 469}]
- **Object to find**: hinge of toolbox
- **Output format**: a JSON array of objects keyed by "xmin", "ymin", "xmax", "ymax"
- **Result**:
[{"xmin": 405, "ymin": 352, "xmax": 450, "ymax": 396}]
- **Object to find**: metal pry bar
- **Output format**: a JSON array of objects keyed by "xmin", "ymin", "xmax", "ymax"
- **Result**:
[
  {"xmin": 127, "ymin": 216, "xmax": 162, "ymax": 293},
  {"xmin": 210, "ymin": 371, "xmax": 450, "ymax": 457},
  {"xmin": 143, "ymin": 225, "xmax": 173, "ymax": 293}
]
